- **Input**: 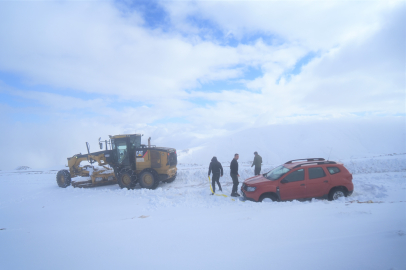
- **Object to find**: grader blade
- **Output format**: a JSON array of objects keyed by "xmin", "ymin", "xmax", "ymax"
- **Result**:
[{"xmin": 72, "ymin": 178, "xmax": 117, "ymax": 188}]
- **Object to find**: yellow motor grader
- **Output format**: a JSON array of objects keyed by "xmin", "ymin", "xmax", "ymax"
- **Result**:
[{"xmin": 56, "ymin": 134, "xmax": 177, "ymax": 189}]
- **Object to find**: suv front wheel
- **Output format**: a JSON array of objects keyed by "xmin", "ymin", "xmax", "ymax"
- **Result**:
[
  {"xmin": 259, "ymin": 194, "xmax": 278, "ymax": 202},
  {"xmin": 328, "ymin": 188, "xmax": 346, "ymax": 201}
]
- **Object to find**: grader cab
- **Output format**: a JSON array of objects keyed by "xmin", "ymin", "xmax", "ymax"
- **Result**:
[{"xmin": 56, "ymin": 134, "xmax": 177, "ymax": 189}]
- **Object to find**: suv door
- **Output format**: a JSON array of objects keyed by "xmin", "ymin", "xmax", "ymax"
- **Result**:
[
  {"xmin": 279, "ymin": 168, "xmax": 307, "ymax": 200},
  {"xmin": 305, "ymin": 166, "xmax": 331, "ymax": 198}
]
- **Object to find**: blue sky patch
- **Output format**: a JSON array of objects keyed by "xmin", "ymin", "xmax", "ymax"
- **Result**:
[
  {"xmin": 225, "ymin": 32, "xmax": 286, "ymax": 48},
  {"xmin": 243, "ymin": 65, "xmax": 263, "ymax": 81},
  {"xmin": 0, "ymin": 92, "xmax": 42, "ymax": 108},
  {"xmin": 189, "ymin": 98, "xmax": 213, "ymax": 107},
  {"xmin": 190, "ymin": 65, "xmax": 262, "ymax": 93},
  {"xmin": 277, "ymin": 51, "xmax": 319, "ymax": 84},
  {"xmin": 151, "ymin": 116, "xmax": 190, "ymax": 125},
  {"xmin": 0, "ymin": 71, "xmax": 149, "ymax": 113},
  {"xmin": 194, "ymin": 80, "xmax": 244, "ymax": 93},
  {"xmin": 0, "ymin": 71, "xmax": 100, "ymax": 101},
  {"xmin": 115, "ymin": 0, "xmax": 170, "ymax": 31},
  {"xmin": 9, "ymin": 111, "xmax": 50, "ymax": 124}
]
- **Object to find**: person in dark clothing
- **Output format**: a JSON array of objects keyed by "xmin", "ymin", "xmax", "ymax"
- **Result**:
[
  {"xmin": 208, "ymin": 156, "xmax": 223, "ymax": 194},
  {"xmin": 230, "ymin": 153, "xmax": 240, "ymax": 197},
  {"xmin": 251, "ymin": 151, "xmax": 263, "ymax": 176}
]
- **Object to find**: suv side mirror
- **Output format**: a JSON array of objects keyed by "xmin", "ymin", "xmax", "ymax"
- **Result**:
[{"xmin": 281, "ymin": 178, "xmax": 288, "ymax": 184}]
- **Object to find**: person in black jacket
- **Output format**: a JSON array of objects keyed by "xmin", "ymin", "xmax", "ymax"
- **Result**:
[
  {"xmin": 208, "ymin": 156, "xmax": 223, "ymax": 194},
  {"xmin": 230, "ymin": 153, "xmax": 240, "ymax": 197}
]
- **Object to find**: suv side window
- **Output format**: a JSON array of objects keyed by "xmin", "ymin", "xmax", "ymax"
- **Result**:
[
  {"xmin": 327, "ymin": 166, "xmax": 341, "ymax": 175},
  {"xmin": 308, "ymin": 167, "xmax": 326, "ymax": 179},
  {"xmin": 284, "ymin": 169, "xmax": 304, "ymax": 182}
]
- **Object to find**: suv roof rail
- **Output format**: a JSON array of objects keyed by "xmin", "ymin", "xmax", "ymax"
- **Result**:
[
  {"xmin": 285, "ymin": 158, "xmax": 325, "ymax": 164},
  {"xmin": 292, "ymin": 161, "xmax": 337, "ymax": 169}
]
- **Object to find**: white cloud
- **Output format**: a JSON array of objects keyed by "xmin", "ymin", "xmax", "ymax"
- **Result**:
[
  {"xmin": 163, "ymin": 0, "xmax": 398, "ymax": 49},
  {"xmin": 0, "ymin": 1, "xmax": 262, "ymax": 100},
  {"xmin": 0, "ymin": 0, "xmax": 404, "ymax": 169}
]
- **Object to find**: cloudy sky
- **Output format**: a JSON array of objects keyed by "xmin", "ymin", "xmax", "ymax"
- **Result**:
[{"xmin": 0, "ymin": 0, "xmax": 404, "ymax": 169}]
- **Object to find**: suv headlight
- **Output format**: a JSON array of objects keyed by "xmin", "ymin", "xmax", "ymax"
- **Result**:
[{"xmin": 246, "ymin": 186, "xmax": 256, "ymax": 192}]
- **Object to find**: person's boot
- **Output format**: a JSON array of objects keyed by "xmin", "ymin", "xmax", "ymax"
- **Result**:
[
  {"xmin": 235, "ymin": 192, "xmax": 241, "ymax": 197},
  {"xmin": 230, "ymin": 193, "xmax": 237, "ymax": 197}
]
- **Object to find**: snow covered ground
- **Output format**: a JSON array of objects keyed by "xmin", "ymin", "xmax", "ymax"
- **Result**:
[{"xmin": 0, "ymin": 154, "xmax": 405, "ymax": 270}]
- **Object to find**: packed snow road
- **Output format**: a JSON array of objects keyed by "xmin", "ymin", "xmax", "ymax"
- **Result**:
[{"xmin": 0, "ymin": 155, "xmax": 405, "ymax": 270}]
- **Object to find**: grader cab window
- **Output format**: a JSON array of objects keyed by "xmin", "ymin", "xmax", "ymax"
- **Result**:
[
  {"xmin": 129, "ymin": 135, "xmax": 141, "ymax": 149},
  {"xmin": 113, "ymin": 139, "xmax": 130, "ymax": 165}
]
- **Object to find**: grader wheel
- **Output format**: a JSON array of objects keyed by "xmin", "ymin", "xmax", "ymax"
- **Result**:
[
  {"xmin": 117, "ymin": 170, "xmax": 137, "ymax": 190},
  {"xmin": 56, "ymin": 170, "xmax": 71, "ymax": 188},
  {"xmin": 139, "ymin": 170, "xmax": 160, "ymax": 190}
]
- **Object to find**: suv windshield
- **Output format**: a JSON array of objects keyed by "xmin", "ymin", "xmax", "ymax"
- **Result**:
[{"xmin": 264, "ymin": 165, "xmax": 290, "ymax": 180}]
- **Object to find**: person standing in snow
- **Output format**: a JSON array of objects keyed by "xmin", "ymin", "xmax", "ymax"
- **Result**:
[
  {"xmin": 230, "ymin": 153, "xmax": 240, "ymax": 197},
  {"xmin": 208, "ymin": 156, "xmax": 223, "ymax": 194},
  {"xmin": 251, "ymin": 151, "xmax": 262, "ymax": 176}
]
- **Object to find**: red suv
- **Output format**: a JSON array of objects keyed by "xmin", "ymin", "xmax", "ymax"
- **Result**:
[{"xmin": 241, "ymin": 158, "xmax": 353, "ymax": 202}]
